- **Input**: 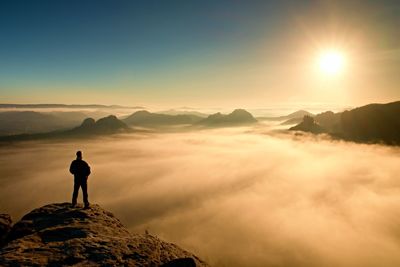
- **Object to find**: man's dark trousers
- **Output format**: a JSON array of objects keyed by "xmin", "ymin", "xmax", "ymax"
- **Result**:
[{"xmin": 72, "ymin": 177, "xmax": 89, "ymax": 206}]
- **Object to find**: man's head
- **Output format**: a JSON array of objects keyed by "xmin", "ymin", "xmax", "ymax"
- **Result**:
[{"xmin": 76, "ymin": 151, "xmax": 82, "ymax": 159}]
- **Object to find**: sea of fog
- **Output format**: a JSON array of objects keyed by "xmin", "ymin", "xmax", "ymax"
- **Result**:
[{"xmin": 1, "ymin": 124, "xmax": 400, "ymax": 267}]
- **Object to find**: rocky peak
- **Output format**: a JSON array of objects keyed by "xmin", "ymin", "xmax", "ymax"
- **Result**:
[
  {"xmin": 199, "ymin": 109, "xmax": 257, "ymax": 126},
  {"xmin": 0, "ymin": 203, "xmax": 208, "ymax": 266},
  {"xmin": 80, "ymin": 118, "xmax": 96, "ymax": 128},
  {"xmin": 228, "ymin": 109, "xmax": 257, "ymax": 121},
  {"xmin": 230, "ymin": 109, "xmax": 249, "ymax": 115},
  {"xmin": 132, "ymin": 110, "xmax": 152, "ymax": 116},
  {"xmin": 290, "ymin": 115, "xmax": 325, "ymax": 134}
]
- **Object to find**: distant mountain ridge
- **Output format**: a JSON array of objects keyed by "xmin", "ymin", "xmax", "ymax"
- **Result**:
[
  {"xmin": 0, "ymin": 111, "xmax": 129, "ymax": 136},
  {"xmin": 258, "ymin": 110, "xmax": 314, "ymax": 121},
  {"xmin": 157, "ymin": 109, "xmax": 208, "ymax": 117},
  {"xmin": 68, "ymin": 115, "xmax": 129, "ymax": 135},
  {"xmin": 0, "ymin": 115, "xmax": 130, "ymax": 142},
  {"xmin": 0, "ymin": 111, "xmax": 86, "ymax": 136},
  {"xmin": 280, "ymin": 117, "xmax": 305, "ymax": 125},
  {"xmin": 123, "ymin": 109, "xmax": 257, "ymax": 127},
  {"xmin": 290, "ymin": 101, "xmax": 400, "ymax": 145},
  {"xmin": 284, "ymin": 110, "xmax": 315, "ymax": 120},
  {"xmin": 0, "ymin": 109, "xmax": 259, "ymax": 141},
  {"xmin": 0, "ymin": 104, "xmax": 144, "ymax": 109},
  {"xmin": 197, "ymin": 109, "xmax": 257, "ymax": 126},
  {"xmin": 123, "ymin": 110, "xmax": 204, "ymax": 126}
]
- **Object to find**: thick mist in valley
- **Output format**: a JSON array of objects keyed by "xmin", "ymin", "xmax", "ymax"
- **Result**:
[{"xmin": 1, "ymin": 127, "xmax": 400, "ymax": 267}]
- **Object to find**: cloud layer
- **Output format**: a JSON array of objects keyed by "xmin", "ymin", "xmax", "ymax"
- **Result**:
[{"xmin": 1, "ymin": 127, "xmax": 400, "ymax": 267}]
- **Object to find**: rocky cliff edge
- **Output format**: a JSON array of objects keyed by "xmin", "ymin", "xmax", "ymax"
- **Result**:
[{"xmin": 0, "ymin": 203, "xmax": 208, "ymax": 267}]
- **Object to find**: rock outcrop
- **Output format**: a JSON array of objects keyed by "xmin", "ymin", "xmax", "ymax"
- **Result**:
[
  {"xmin": 197, "ymin": 109, "xmax": 257, "ymax": 126},
  {"xmin": 0, "ymin": 214, "xmax": 12, "ymax": 247},
  {"xmin": 289, "ymin": 101, "xmax": 400, "ymax": 145},
  {"xmin": 69, "ymin": 115, "xmax": 129, "ymax": 135},
  {"xmin": 289, "ymin": 115, "xmax": 325, "ymax": 134},
  {"xmin": 0, "ymin": 203, "xmax": 208, "ymax": 267}
]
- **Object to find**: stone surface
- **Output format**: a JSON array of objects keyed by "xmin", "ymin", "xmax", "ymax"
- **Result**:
[
  {"xmin": 0, "ymin": 203, "xmax": 208, "ymax": 267},
  {"xmin": 161, "ymin": 257, "xmax": 197, "ymax": 267},
  {"xmin": 0, "ymin": 214, "xmax": 12, "ymax": 247}
]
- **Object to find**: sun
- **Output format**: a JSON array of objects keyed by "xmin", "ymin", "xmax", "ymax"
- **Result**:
[{"xmin": 318, "ymin": 50, "xmax": 345, "ymax": 75}]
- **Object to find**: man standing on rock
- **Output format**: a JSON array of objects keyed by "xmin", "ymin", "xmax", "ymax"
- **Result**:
[{"xmin": 70, "ymin": 151, "xmax": 91, "ymax": 208}]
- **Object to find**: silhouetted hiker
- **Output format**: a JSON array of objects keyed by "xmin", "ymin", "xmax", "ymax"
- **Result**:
[{"xmin": 70, "ymin": 151, "xmax": 91, "ymax": 208}]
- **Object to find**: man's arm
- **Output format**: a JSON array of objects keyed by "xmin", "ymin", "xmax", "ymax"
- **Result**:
[
  {"xmin": 69, "ymin": 161, "xmax": 75, "ymax": 175},
  {"xmin": 86, "ymin": 164, "xmax": 91, "ymax": 177}
]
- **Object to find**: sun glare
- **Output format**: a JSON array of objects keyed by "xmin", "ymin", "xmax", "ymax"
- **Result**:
[{"xmin": 318, "ymin": 51, "xmax": 345, "ymax": 75}]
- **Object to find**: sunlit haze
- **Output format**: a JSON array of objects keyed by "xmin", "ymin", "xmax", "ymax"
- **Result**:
[{"xmin": 318, "ymin": 50, "xmax": 345, "ymax": 75}]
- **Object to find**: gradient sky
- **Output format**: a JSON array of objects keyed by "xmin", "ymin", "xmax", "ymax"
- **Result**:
[{"xmin": 1, "ymin": 0, "xmax": 400, "ymax": 108}]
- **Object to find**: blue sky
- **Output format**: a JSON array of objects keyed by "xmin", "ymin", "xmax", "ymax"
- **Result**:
[{"xmin": 1, "ymin": 0, "xmax": 399, "ymax": 107}]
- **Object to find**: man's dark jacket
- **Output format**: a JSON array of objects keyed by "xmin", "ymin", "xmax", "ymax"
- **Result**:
[{"xmin": 69, "ymin": 159, "xmax": 91, "ymax": 179}]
